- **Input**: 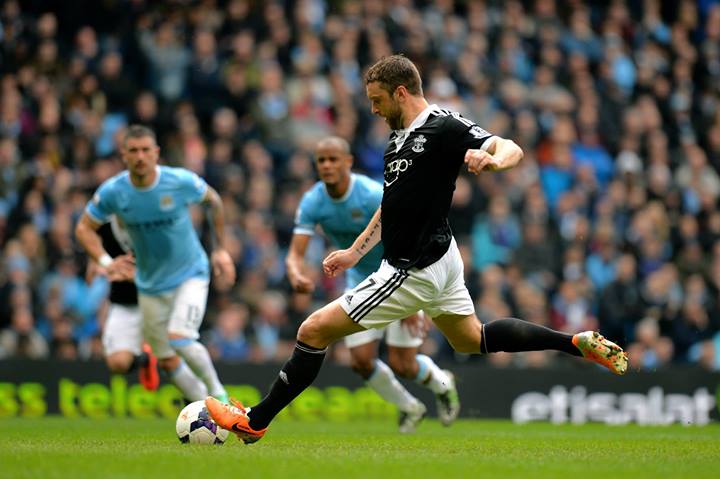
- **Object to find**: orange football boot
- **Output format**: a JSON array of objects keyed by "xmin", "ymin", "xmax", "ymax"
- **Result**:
[
  {"xmin": 139, "ymin": 343, "xmax": 160, "ymax": 390},
  {"xmin": 204, "ymin": 397, "xmax": 267, "ymax": 444},
  {"xmin": 572, "ymin": 331, "xmax": 628, "ymax": 375}
]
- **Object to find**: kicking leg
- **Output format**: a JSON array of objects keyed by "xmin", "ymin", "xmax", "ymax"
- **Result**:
[
  {"xmin": 433, "ymin": 314, "xmax": 627, "ymax": 374},
  {"xmin": 206, "ymin": 299, "xmax": 364, "ymax": 443}
]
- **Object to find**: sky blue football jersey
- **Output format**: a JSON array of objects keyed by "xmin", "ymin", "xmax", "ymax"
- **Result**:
[
  {"xmin": 294, "ymin": 173, "xmax": 384, "ymax": 288},
  {"xmin": 86, "ymin": 166, "xmax": 209, "ymax": 294}
]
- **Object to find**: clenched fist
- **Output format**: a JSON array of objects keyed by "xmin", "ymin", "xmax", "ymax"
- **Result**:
[{"xmin": 464, "ymin": 149, "xmax": 500, "ymax": 175}]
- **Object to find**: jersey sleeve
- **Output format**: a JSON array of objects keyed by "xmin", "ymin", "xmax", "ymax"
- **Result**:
[
  {"xmin": 178, "ymin": 168, "xmax": 209, "ymax": 204},
  {"xmin": 445, "ymin": 112, "xmax": 496, "ymax": 153},
  {"xmin": 85, "ymin": 181, "xmax": 115, "ymax": 224},
  {"xmin": 293, "ymin": 191, "xmax": 318, "ymax": 236}
]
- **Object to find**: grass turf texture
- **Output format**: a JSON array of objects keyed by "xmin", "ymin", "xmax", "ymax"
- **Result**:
[{"xmin": 1, "ymin": 418, "xmax": 719, "ymax": 479}]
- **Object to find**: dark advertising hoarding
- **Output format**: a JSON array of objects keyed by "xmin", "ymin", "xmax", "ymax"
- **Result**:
[{"xmin": 1, "ymin": 359, "xmax": 718, "ymax": 425}]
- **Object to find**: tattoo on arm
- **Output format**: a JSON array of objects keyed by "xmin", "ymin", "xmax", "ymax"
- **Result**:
[{"xmin": 354, "ymin": 219, "xmax": 381, "ymax": 257}]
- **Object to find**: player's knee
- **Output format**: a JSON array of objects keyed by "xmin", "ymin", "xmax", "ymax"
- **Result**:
[
  {"xmin": 106, "ymin": 354, "xmax": 132, "ymax": 374},
  {"xmin": 296, "ymin": 317, "xmax": 317, "ymax": 344},
  {"xmin": 297, "ymin": 312, "xmax": 329, "ymax": 347}
]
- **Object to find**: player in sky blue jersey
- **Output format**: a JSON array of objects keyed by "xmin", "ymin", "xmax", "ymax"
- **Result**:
[
  {"xmin": 76, "ymin": 125, "xmax": 234, "ymax": 403},
  {"xmin": 286, "ymin": 137, "xmax": 459, "ymax": 433}
]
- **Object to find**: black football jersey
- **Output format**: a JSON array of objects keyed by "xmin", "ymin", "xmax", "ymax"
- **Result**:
[
  {"xmin": 381, "ymin": 105, "xmax": 493, "ymax": 269},
  {"xmin": 98, "ymin": 217, "xmax": 138, "ymax": 305}
]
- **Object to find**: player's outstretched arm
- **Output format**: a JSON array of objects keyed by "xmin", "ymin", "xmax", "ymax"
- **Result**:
[
  {"xmin": 201, "ymin": 186, "xmax": 236, "ymax": 290},
  {"xmin": 323, "ymin": 207, "xmax": 382, "ymax": 277},
  {"xmin": 464, "ymin": 137, "xmax": 523, "ymax": 175},
  {"xmin": 286, "ymin": 234, "xmax": 315, "ymax": 293}
]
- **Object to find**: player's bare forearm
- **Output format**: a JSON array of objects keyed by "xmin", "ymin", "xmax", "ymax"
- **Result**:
[
  {"xmin": 464, "ymin": 138, "xmax": 523, "ymax": 175},
  {"xmin": 351, "ymin": 207, "xmax": 382, "ymax": 259},
  {"xmin": 322, "ymin": 208, "xmax": 381, "ymax": 277},
  {"xmin": 202, "ymin": 186, "xmax": 226, "ymax": 250},
  {"xmin": 286, "ymin": 235, "xmax": 308, "ymax": 277},
  {"xmin": 202, "ymin": 187, "xmax": 236, "ymax": 288},
  {"xmin": 286, "ymin": 234, "xmax": 315, "ymax": 292},
  {"xmin": 286, "ymin": 251, "xmax": 303, "ymax": 278},
  {"xmin": 75, "ymin": 213, "xmax": 108, "ymax": 264},
  {"xmin": 486, "ymin": 137, "xmax": 524, "ymax": 171},
  {"xmin": 76, "ymin": 213, "xmax": 135, "ymax": 281}
]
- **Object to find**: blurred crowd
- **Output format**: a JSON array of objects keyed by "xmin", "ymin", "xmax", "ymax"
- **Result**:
[{"xmin": 1, "ymin": 0, "xmax": 720, "ymax": 372}]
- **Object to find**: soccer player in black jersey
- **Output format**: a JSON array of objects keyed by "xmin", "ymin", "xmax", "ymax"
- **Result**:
[
  {"xmin": 89, "ymin": 217, "xmax": 159, "ymax": 391},
  {"xmin": 206, "ymin": 55, "xmax": 628, "ymax": 444},
  {"xmin": 287, "ymin": 136, "xmax": 460, "ymax": 433}
]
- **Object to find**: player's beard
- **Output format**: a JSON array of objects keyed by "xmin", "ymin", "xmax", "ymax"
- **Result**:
[
  {"xmin": 131, "ymin": 163, "xmax": 148, "ymax": 180},
  {"xmin": 385, "ymin": 104, "xmax": 404, "ymax": 130}
]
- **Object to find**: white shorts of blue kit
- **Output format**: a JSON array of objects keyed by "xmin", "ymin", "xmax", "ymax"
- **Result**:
[{"xmin": 138, "ymin": 277, "xmax": 209, "ymax": 359}]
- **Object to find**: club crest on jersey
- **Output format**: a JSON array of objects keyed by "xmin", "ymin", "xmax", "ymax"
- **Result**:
[
  {"xmin": 351, "ymin": 209, "xmax": 363, "ymax": 221},
  {"xmin": 412, "ymin": 135, "xmax": 427, "ymax": 153},
  {"xmin": 159, "ymin": 195, "xmax": 175, "ymax": 211}
]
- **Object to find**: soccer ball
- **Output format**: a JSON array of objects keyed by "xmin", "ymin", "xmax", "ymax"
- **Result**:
[{"xmin": 176, "ymin": 400, "xmax": 230, "ymax": 445}]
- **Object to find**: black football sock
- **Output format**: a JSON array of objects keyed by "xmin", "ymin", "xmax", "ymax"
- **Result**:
[
  {"xmin": 480, "ymin": 317, "xmax": 582, "ymax": 356},
  {"xmin": 248, "ymin": 341, "xmax": 327, "ymax": 430},
  {"xmin": 126, "ymin": 352, "xmax": 149, "ymax": 373}
]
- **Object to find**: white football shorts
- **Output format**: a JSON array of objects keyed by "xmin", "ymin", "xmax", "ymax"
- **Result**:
[
  {"xmin": 138, "ymin": 277, "xmax": 209, "ymax": 359},
  {"xmin": 102, "ymin": 303, "xmax": 142, "ymax": 356},
  {"xmin": 340, "ymin": 238, "xmax": 475, "ymax": 330},
  {"xmin": 343, "ymin": 270, "xmax": 424, "ymax": 349},
  {"xmin": 343, "ymin": 315, "xmax": 424, "ymax": 349}
]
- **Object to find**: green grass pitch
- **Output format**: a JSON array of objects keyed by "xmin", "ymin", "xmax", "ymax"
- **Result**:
[{"xmin": 1, "ymin": 417, "xmax": 719, "ymax": 479}]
